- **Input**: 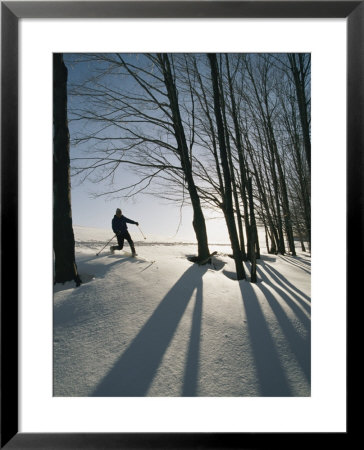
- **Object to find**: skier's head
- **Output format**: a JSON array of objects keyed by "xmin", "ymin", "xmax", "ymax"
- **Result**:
[{"xmin": 116, "ymin": 208, "xmax": 122, "ymax": 217}]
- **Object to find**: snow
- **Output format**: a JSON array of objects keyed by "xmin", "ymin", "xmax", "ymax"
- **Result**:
[{"xmin": 53, "ymin": 225, "xmax": 311, "ymax": 397}]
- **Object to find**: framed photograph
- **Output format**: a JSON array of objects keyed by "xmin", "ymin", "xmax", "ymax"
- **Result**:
[{"xmin": 2, "ymin": 1, "xmax": 358, "ymax": 448}]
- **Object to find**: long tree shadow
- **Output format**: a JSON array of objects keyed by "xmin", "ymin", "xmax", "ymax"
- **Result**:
[
  {"xmin": 256, "ymin": 267, "xmax": 311, "ymax": 324},
  {"xmin": 262, "ymin": 262, "xmax": 311, "ymax": 304},
  {"xmin": 256, "ymin": 281, "xmax": 311, "ymax": 385},
  {"xmin": 92, "ymin": 264, "xmax": 207, "ymax": 396},
  {"xmin": 182, "ymin": 280, "xmax": 203, "ymax": 396},
  {"xmin": 258, "ymin": 265, "xmax": 311, "ymax": 318},
  {"xmin": 240, "ymin": 282, "xmax": 293, "ymax": 396},
  {"xmin": 279, "ymin": 256, "xmax": 311, "ymax": 274}
]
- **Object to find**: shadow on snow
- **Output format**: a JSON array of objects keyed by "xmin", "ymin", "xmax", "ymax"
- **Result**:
[
  {"xmin": 55, "ymin": 252, "xmax": 310, "ymax": 397},
  {"xmin": 53, "ymin": 257, "xmax": 134, "ymax": 326},
  {"xmin": 238, "ymin": 260, "xmax": 311, "ymax": 396},
  {"xmin": 240, "ymin": 281, "xmax": 293, "ymax": 396},
  {"xmin": 53, "ymin": 253, "xmax": 143, "ymax": 294},
  {"xmin": 279, "ymin": 255, "xmax": 311, "ymax": 274},
  {"xmin": 92, "ymin": 264, "xmax": 207, "ymax": 397}
]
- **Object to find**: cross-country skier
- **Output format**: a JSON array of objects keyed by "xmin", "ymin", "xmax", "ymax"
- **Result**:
[{"xmin": 110, "ymin": 208, "xmax": 139, "ymax": 256}]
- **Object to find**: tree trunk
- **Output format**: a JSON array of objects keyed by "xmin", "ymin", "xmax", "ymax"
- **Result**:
[
  {"xmin": 282, "ymin": 93, "xmax": 311, "ymax": 252},
  {"xmin": 264, "ymin": 224, "xmax": 270, "ymax": 254},
  {"xmin": 291, "ymin": 190, "xmax": 307, "ymax": 252},
  {"xmin": 288, "ymin": 54, "xmax": 311, "ymax": 171},
  {"xmin": 247, "ymin": 177, "xmax": 257, "ymax": 283},
  {"xmin": 267, "ymin": 145, "xmax": 286, "ymax": 255},
  {"xmin": 208, "ymin": 53, "xmax": 245, "ymax": 280},
  {"xmin": 225, "ymin": 54, "xmax": 251, "ymax": 259},
  {"xmin": 267, "ymin": 123, "xmax": 296, "ymax": 256},
  {"xmin": 218, "ymin": 59, "xmax": 247, "ymax": 260},
  {"xmin": 254, "ymin": 221, "xmax": 261, "ymax": 259},
  {"xmin": 159, "ymin": 54, "xmax": 210, "ymax": 262},
  {"xmin": 53, "ymin": 54, "xmax": 81, "ymax": 286},
  {"xmin": 244, "ymin": 138, "xmax": 278, "ymax": 255},
  {"xmin": 292, "ymin": 134, "xmax": 311, "ymax": 251}
]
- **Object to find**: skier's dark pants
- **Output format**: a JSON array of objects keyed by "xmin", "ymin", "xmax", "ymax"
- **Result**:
[{"xmin": 114, "ymin": 231, "xmax": 135, "ymax": 253}]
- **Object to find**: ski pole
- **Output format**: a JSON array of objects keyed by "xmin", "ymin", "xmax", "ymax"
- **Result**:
[
  {"xmin": 96, "ymin": 233, "xmax": 118, "ymax": 256},
  {"xmin": 138, "ymin": 225, "xmax": 146, "ymax": 240}
]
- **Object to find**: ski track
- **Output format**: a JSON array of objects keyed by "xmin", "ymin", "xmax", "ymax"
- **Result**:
[{"xmin": 54, "ymin": 234, "xmax": 311, "ymax": 397}]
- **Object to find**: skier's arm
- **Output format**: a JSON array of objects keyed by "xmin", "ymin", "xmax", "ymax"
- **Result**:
[{"xmin": 124, "ymin": 217, "xmax": 139, "ymax": 226}]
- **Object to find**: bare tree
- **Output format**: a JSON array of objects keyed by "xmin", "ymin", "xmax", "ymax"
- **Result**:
[
  {"xmin": 207, "ymin": 53, "xmax": 246, "ymax": 280},
  {"xmin": 287, "ymin": 53, "xmax": 311, "ymax": 171},
  {"xmin": 68, "ymin": 53, "xmax": 211, "ymax": 262},
  {"xmin": 53, "ymin": 53, "xmax": 81, "ymax": 286},
  {"xmin": 156, "ymin": 53, "xmax": 210, "ymax": 262}
]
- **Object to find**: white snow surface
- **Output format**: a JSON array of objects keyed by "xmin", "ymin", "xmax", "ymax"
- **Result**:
[{"xmin": 53, "ymin": 225, "xmax": 311, "ymax": 397}]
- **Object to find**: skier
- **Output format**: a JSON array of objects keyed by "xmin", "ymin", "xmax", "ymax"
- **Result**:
[{"xmin": 110, "ymin": 208, "xmax": 139, "ymax": 256}]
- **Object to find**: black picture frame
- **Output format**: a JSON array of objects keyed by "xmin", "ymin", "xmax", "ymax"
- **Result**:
[{"xmin": 1, "ymin": 1, "xmax": 358, "ymax": 448}]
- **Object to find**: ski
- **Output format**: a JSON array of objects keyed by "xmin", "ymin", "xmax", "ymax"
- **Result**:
[
  {"xmin": 122, "ymin": 251, "xmax": 138, "ymax": 258},
  {"xmin": 122, "ymin": 252, "xmax": 155, "ymax": 264},
  {"xmin": 108, "ymin": 249, "xmax": 155, "ymax": 265}
]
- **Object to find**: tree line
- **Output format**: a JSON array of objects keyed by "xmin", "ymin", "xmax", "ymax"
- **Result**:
[{"xmin": 57, "ymin": 52, "xmax": 310, "ymax": 283}]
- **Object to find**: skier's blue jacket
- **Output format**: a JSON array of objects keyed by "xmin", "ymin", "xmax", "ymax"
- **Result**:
[{"xmin": 112, "ymin": 215, "xmax": 137, "ymax": 235}]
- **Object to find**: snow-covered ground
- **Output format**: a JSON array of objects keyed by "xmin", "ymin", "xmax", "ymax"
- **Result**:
[{"xmin": 53, "ymin": 225, "xmax": 311, "ymax": 397}]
